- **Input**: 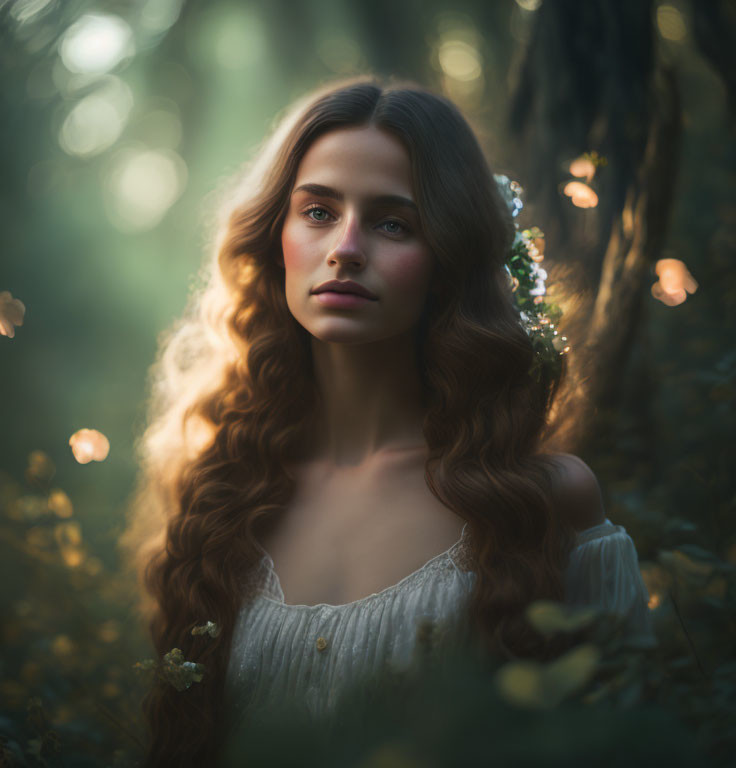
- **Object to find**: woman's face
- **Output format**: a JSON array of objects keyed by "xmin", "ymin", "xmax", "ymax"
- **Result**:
[{"xmin": 279, "ymin": 125, "xmax": 435, "ymax": 344}]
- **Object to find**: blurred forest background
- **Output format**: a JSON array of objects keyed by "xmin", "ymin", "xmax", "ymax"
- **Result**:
[{"xmin": 1, "ymin": 0, "xmax": 734, "ymax": 766}]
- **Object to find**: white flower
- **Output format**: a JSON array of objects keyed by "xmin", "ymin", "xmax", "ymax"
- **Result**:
[
  {"xmin": 530, "ymin": 263, "xmax": 548, "ymax": 281},
  {"xmin": 529, "ymin": 278, "xmax": 547, "ymax": 297}
]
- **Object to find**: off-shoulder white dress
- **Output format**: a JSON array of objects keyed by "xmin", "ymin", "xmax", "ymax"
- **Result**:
[{"xmin": 224, "ymin": 517, "xmax": 656, "ymax": 731}]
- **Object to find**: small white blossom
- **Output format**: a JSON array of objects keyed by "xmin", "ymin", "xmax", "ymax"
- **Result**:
[{"xmin": 529, "ymin": 278, "xmax": 547, "ymax": 297}]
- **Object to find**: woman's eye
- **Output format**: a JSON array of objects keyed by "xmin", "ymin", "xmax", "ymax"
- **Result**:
[
  {"xmin": 300, "ymin": 207, "xmax": 407, "ymax": 235},
  {"xmin": 380, "ymin": 219, "xmax": 407, "ymax": 235},
  {"xmin": 301, "ymin": 206, "xmax": 332, "ymax": 222}
]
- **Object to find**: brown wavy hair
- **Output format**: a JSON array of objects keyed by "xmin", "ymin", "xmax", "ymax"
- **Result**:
[{"xmin": 120, "ymin": 74, "xmax": 579, "ymax": 767}]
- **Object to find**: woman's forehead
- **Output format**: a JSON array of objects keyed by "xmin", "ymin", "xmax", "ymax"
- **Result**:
[{"xmin": 294, "ymin": 125, "xmax": 413, "ymax": 196}]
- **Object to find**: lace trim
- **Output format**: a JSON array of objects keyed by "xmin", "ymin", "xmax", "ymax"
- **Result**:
[
  {"xmin": 243, "ymin": 518, "xmax": 622, "ymax": 612},
  {"xmin": 573, "ymin": 517, "xmax": 619, "ymax": 546},
  {"xmin": 252, "ymin": 522, "xmax": 471, "ymax": 611}
]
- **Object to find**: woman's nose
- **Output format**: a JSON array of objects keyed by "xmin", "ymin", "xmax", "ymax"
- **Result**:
[{"xmin": 327, "ymin": 211, "xmax": 364, "ymax": 265}]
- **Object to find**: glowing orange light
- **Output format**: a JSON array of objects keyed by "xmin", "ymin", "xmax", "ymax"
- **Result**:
[
  {"xmin": 61, "ymin": 547, "xmax": 84, "ymax": 568},
  {"xmin": 569, "ymin": 156, "xmax": 596, "ymax": 183},
  {"xmin": 563, "ymin": 181, "xmax": 598, "ymax": 208},
  {"xmin": 651, "ymin": 258, "xmax": 698, "ymax": 306},
  {"xmin": 69, "ymin": 428, "xmax": 110, "ymax": 463},
  {"xmin": 648, "ymin": 593, "xmax": 661, "ymax": 610},
  {"xmin": 48, "ymin": 489, "xmax": 74, "ymax": 518},
  {"xmin": 51, "ymin": 635, "xmax": 75, "ymax": 657},
  {"xmin": 0, "ymin": 290, "xmax": 26, "ymax": 338}
]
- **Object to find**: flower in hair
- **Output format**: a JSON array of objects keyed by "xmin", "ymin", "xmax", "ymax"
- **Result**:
[{"xmin": 495, "ymin": 175, "xmax": 569, "ymax": 381}]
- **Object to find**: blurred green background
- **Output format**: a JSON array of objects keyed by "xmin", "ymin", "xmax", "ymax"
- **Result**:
[
  {"xmin": 1, "ymin": 0, "xmax": 735, "ymax": 765},
  {"xmin": 2, "ymin": 0, "xmax": 732, "ymax": 564}
]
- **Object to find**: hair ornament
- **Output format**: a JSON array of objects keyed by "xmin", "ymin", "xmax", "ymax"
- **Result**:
[{"xmin": 495, "ymin": 174, "xmax": 569, "ymax": 381}]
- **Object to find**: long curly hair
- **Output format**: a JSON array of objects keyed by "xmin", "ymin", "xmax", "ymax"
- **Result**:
[{"xmin": 120, "ymin": 74, "xmax": 579, "ymax": 767}]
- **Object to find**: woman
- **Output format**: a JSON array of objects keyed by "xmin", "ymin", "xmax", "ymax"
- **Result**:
[{"xmin": 121, "ymin": 75, "xmax": 656, "ymax": 766}]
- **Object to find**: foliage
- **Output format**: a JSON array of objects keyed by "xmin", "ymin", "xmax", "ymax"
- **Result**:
[
  {"xmin": 496, "ymin": 175, "xmax": 567, "ymax": 384},
  {"xmin": 2, "ymin": 448, "xmax": 736, "ymax": 766}
]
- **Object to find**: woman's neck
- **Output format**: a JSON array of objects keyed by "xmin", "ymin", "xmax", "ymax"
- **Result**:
[{"xmin": 307, "ymin": 330, "xmax": 427, "ymax": 467}]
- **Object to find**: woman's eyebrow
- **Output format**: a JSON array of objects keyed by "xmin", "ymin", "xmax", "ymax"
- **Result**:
[{"xmin": 292, "ymin": 183, "xmax": 418, "ymax": 212}]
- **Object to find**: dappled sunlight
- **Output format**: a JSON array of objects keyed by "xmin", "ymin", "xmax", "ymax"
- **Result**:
[{"xmin": 68, "ymin": 428, "xmax": 110, "ymax": 464}]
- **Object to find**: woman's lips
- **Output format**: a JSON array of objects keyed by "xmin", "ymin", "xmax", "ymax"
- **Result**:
[{"xmin": 313, "ymin": 291, "xmax": 376, "ymax": 309}]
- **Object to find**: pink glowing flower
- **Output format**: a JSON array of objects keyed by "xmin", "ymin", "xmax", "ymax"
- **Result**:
[
  {"xmin": 569, "ymin": 157, "xmax": 596, "ymax": 183},
  {"xmin": 69, "ymin": 429, "xmax": 110, "ymax": 464},
  {"xmin": 563, "ymin": 181, "xmax": 599, "ymax": 209},
  {"xmin": 0, "ymin": 291, "xmax": 26, "ymax": 338},
  {"xmin": 651, "ymin": 258, "xmax": 698, "ymax": 306}
]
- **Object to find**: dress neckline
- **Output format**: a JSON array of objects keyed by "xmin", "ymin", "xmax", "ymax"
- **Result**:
[
  {"xmin": 253, "ymin": 517, "xmax": 617, "ymax": 612},
  {"xmin": 257, "ymin": 522, "xmax": 470, "ymax": 611}
]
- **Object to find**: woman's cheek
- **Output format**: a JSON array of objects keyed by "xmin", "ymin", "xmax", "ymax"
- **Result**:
[
  {"xmin": 281, "ymin": 221, "xmax": 310, "ymax": 271},
  {"xmin": 383, "ymin": 249, "xmax": 433, "ymax": 298}
]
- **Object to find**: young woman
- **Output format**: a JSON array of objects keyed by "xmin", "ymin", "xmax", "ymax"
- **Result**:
[{"xmin": 121, "ymin": 75, "xmax": 656, "ymax": 766}]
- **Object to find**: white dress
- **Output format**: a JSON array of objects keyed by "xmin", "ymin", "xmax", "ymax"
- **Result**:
[{"xmin": 224, "ymin": 517, "xmax": 656, "ymax": 732}]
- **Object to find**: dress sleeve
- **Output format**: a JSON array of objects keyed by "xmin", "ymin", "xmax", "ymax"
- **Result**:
[{"xmin": 564, "ymin": 518, "xmax": 658, "ymax": 649}]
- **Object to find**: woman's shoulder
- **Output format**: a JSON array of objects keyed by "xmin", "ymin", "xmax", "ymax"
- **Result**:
[{"xmin": 544, "ymin": 452, "xmax": 607, "ymax": 532}]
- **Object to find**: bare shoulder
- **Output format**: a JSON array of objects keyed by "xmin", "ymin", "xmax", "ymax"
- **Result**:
[{"xmin": 545, "ymin": 452, "xmax": 607, "ymax": 532}]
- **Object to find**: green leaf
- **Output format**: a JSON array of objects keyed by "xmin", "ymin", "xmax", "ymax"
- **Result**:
[
  {"xmin": 525, "ymin": 600, "xmax": 601, "ymax": 636},
  {"xmin": 495, "ymin": 644, "xmax": 601, "ymax": 709}
]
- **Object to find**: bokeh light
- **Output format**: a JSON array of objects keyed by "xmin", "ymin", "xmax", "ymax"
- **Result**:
[
  {"xmin": 59, "ymin": 13, "xmax": 134, "ymax": 75},
  {"xmin": 58, "ymin": 76, "xmax": 133, "ymax": 157},
  {"xmin": 68, "ymin": 429, "xmax": 110, "ymax": 464},
  {"xmin": 563, "ymin": 181, "xmax": 599, "ymax": 208},
  {"xmin": 514, "ymin": 0, "xmax": 542, "ymax": 10},
  {"xmin": 656, "ymin": 4, "xmax": 687, "ymax": 42},
  {"xmin": 651, "ymin": 258, "xmax": 699, "ymax": 306},
  {"xmin": 569, "ymin": 156, "xmax": 596, "ymax": 183},
  {"xmin": 434, "ymin": 16, "xmax": 485, "ymax": 107},
  {"xmin": 0, "ymin": 290, "xmax": 26, "ymax": 338},
  {"xmin": 438, "ymin": 39, "xmax": 482, "ymax": 82},
  {"xmin": 102, "ymin": 146, "xmax": 187, "ymax": 232}
]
